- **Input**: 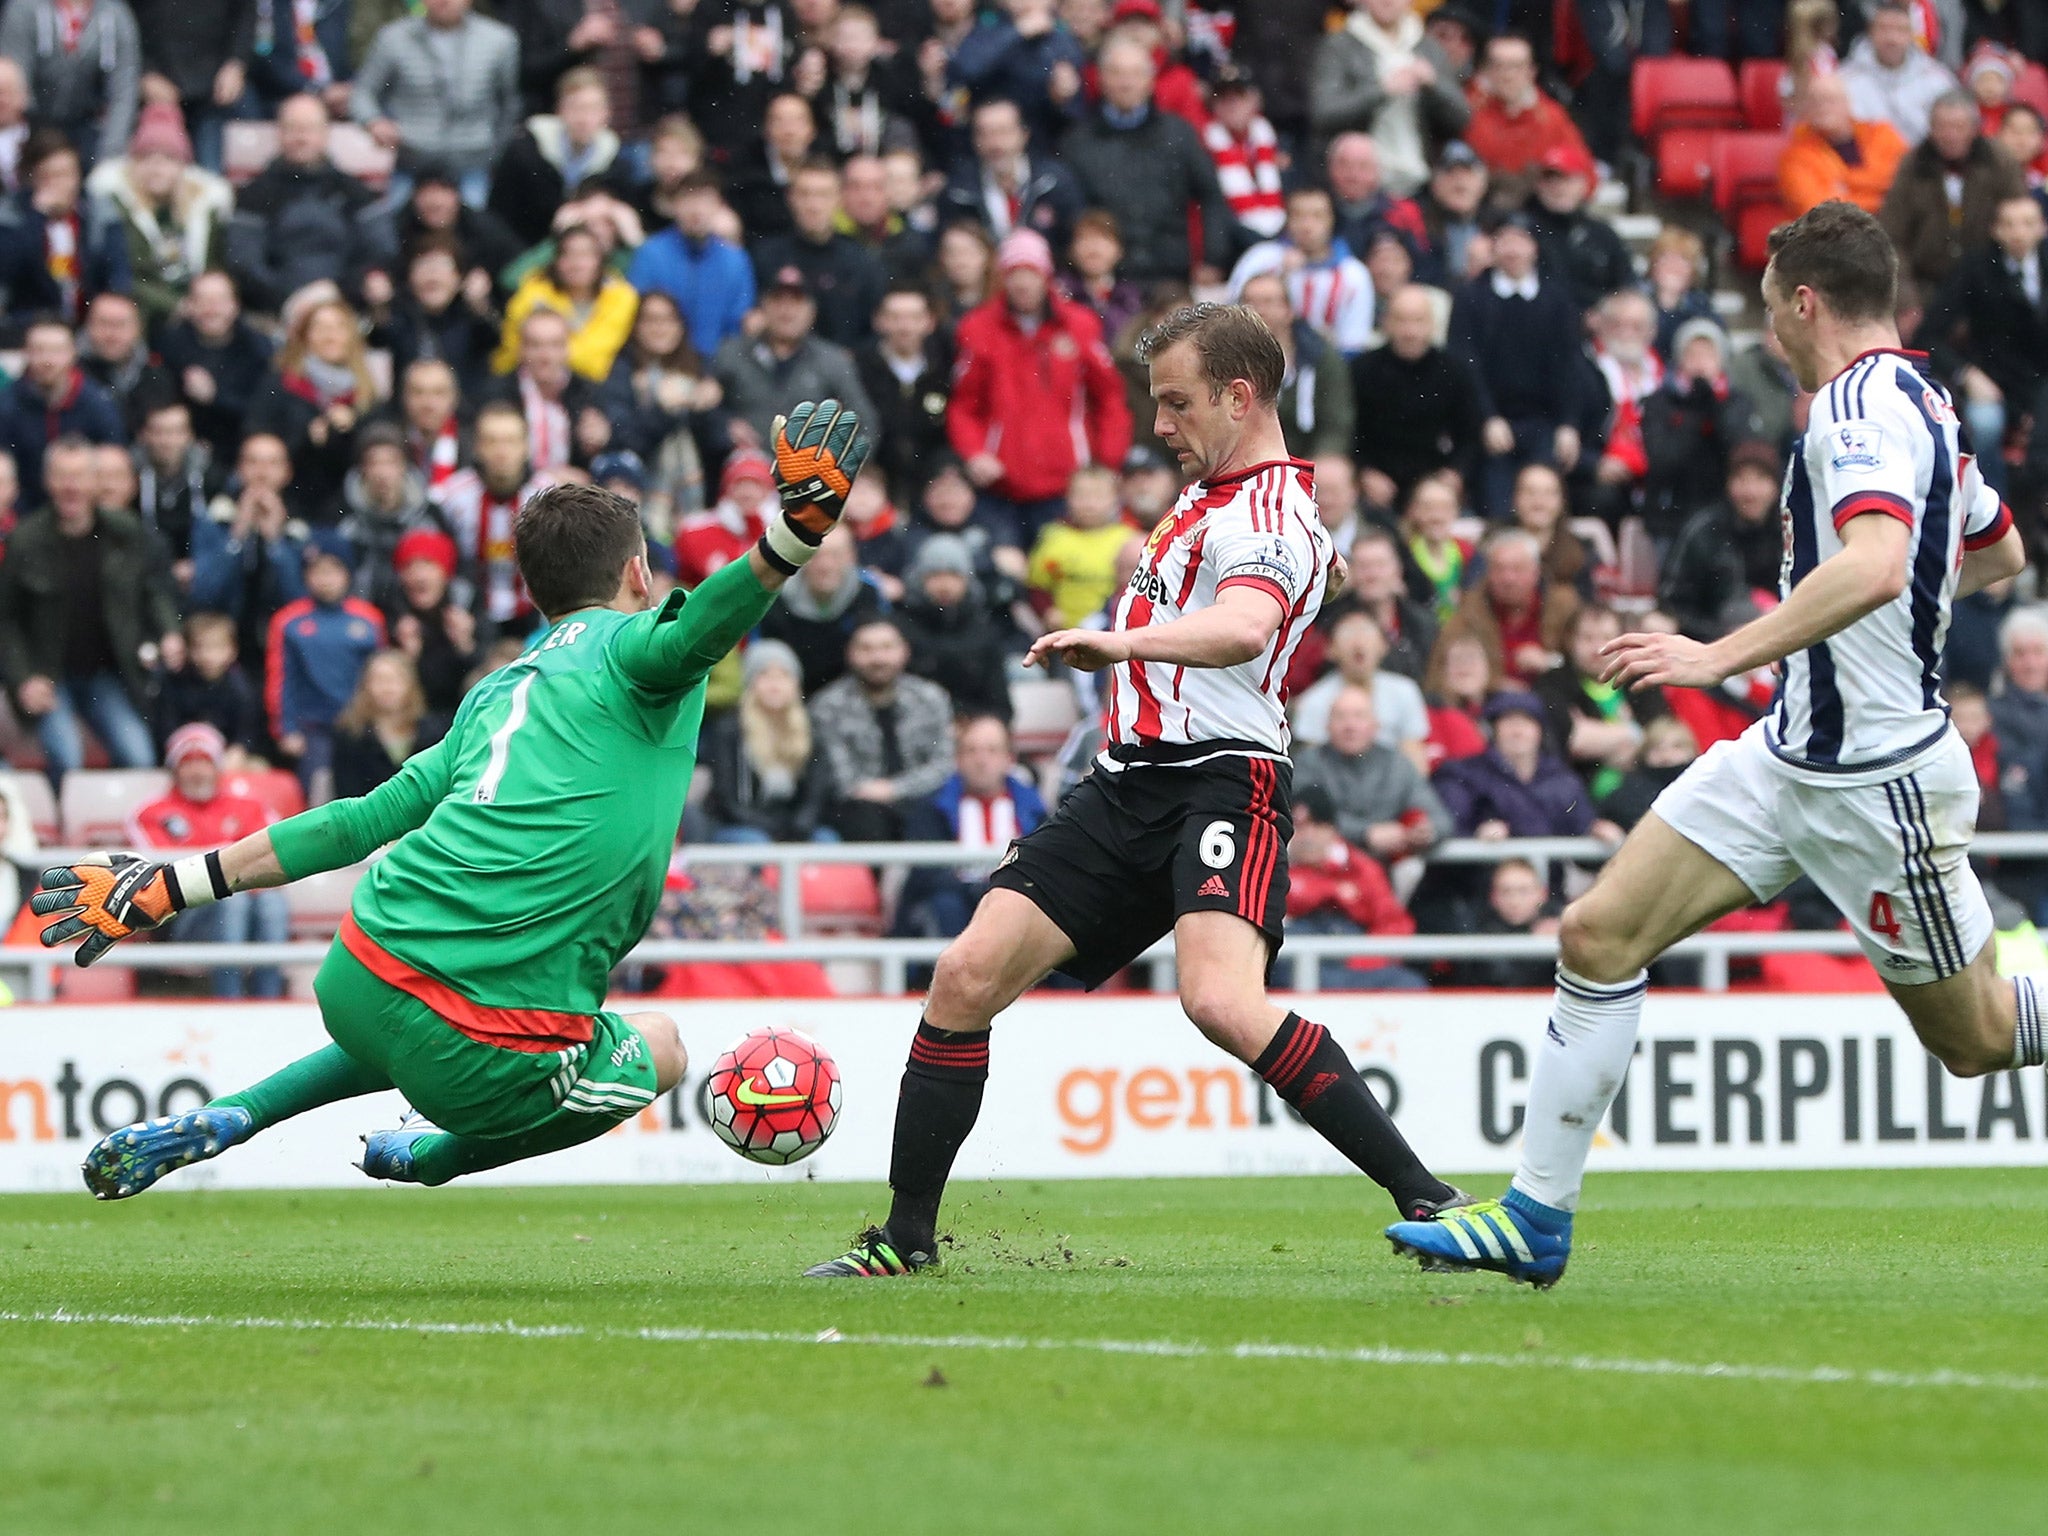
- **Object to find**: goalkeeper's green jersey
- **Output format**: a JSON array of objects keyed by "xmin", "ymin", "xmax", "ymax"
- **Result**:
[{"xmin": 269, "ymin": 557, "xmax": 773, "ymax": 1042}]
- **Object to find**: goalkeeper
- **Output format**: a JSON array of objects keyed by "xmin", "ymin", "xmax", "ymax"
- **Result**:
[{"xmin": 33, "ymin": 401, "xmax": 871, "ymax": 1199}]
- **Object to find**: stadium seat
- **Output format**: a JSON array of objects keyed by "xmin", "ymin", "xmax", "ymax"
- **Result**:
[
  {"xmin": 224, "ymin": 769, "xmax": 307, "ymax": 822},
  {"xmin": 55, "ymin": 962, "xmax": 136, "ymax": 1002},
  {"xmin": 2017, "ymin": 64, "xmax": 2048, "ymax": 118},
  {"xmin": 1631, "ymin": 57, "xmax": 1741, "ymax": 142},
  {"xmin": 224, "ymin": 121, "xmax": 394, "ymax": 188},
  {"xmin": 1710, "ymin": 131, "xmax": 1791, "ymax": 219},
  {"xmin": 799, "ymin": 864, "xmax": 883, "ymax": 937},
  {"xmin": 1656, "ymin": 128, "xmax": 1723, "ymax": 199},
  {"xmin": 1739, "ymin": 59, "xmax": 1785, "ymax": 131},
  {"xmin": 1734, "ymin": 197, "xmax": 1793, "ymax": 270},
  {"xmin": 7, "ymin": 771, "xmax": 60, "ymax": 845},
  {"xmin": 59, "ymin": 769, "xmax": 170, "ymax": 846},
  {"xmin": 284, "ymin": 865, "xmax": 364, "ymax": 939},
  {"xmin": 221, "ymin": 122, "xmax": 276, "ymax": 185},
  {"xmin": 1010, "ymin": 679, "xmax": 1083, "ymax": 760}
]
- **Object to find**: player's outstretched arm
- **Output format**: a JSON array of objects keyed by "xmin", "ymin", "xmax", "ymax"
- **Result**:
[
  {"xmin": 1026, "ymin": 586, "xmax": 1285, "ymax": 673},
  {"xmin": 611, "ymin": 399, "xmax": 871, "ymax": 693},
  {"xmin": 1602, "ymin": 512, "xmax": 1912, "ymax": 692}
]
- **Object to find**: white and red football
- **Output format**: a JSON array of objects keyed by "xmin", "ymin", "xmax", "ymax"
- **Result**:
[{"xmin": 705, "ymin": 1025, "xmax": 842, "ymax": 1165}]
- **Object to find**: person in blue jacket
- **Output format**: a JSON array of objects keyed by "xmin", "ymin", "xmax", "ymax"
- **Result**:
[
  {"xmin": 263, "ymin": 528, "xmax": 387, "ymax": 791},
  {"xmin": 626, "ymin": 169, "xmax": 755, "ymax": 355}
]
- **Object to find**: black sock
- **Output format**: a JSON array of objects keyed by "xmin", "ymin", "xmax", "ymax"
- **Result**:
[
  {"xmin": 883, "ymin": 1020, "xmax": 990, "ymax": 1254},
  {"xmin": 1254, "ymin": 1011, "xmax": 1453, "ymax": 1218}
]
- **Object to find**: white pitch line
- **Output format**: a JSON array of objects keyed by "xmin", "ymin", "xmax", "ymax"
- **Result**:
[{"xmin": 3, "ymin": 1308, "xmax": 2044, "ymax": 1394}]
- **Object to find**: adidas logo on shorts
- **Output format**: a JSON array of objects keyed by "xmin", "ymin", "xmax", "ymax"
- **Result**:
[{"xmin": 1197, "ymin": 875, "xmax": 1230, "ymax": 898}]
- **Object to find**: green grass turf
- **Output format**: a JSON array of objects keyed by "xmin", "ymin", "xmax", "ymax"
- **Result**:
[{"xmin": 4, "ymin": 1171, "xmax": 2048, "ymax": 1536}]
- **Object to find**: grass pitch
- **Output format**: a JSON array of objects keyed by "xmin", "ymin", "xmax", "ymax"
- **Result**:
[{"xmin": 5, "ymin": 1170, "xmax": 2047, "ymax": 1536}]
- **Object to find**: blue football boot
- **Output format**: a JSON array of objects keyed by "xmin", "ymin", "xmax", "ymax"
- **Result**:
[
  {"xmin": 1385, "ymin": 1187, "xmax": 1573, "ymax": 1289},
  {"xmin": 82, "ymin": 1106, "xmax": 255, "ymax": 1200}
]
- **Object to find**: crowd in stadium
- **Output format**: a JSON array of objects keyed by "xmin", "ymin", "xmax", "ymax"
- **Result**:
[{"xmin": 3, "ymin": 0, "xmax": 2048, "ymax": 997}]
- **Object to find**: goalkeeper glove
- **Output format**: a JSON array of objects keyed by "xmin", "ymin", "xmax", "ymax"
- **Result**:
[
  {"xmin": 757, "ymin": 397, "xmax": 873, "ymax": 575},
  {"xmin": 31, "ymin": 850, "xmax": 230, "ymax": 967}
]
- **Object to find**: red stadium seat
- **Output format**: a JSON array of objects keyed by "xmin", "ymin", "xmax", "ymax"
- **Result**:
[
  {"xmin": 1710, "ymin": 130, "xmax": 1791, "ymax": 218},
  {"xmin": 1631, "ymin": 57, "xmax": 1741, "ymax": 141},
  {"xmin": 59, "ymin": 769, "xmax": 170, "ymax": 846},
  {"xmin": 1739, "ymin": 58, "xmax": 1785, "ymax": 131},
  {"xmin": 2016, "ymin": 64, "xmax": 2048, "ymax": 118},
  {"xmin": 223, "ymin": 769, "xmax": 307, "ymax": 822},
  {"xmin": 1656, "ymin": 128, "xmax": 1721, "ymax": 199},
  {"xmin": 800, "ymin": 864, "xmax": 883, "ymax": 937},
  {"xmin": 1735, "ymin": 197, "xmax": 1793, "ymax": 270}
]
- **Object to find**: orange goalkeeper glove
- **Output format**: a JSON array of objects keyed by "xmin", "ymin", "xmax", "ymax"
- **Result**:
[
  {"xmin": 758, "ymin": 398, "xmax": 873, "ymax": 575},
  {"xmin": 31, "ymin": 850, "xmax": 229, "ymax": 967}
]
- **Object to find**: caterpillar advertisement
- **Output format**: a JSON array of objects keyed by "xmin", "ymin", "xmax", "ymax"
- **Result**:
[{"xmin": 0, "ymin": 995, "xmax": 2043, "ymax": 1190}]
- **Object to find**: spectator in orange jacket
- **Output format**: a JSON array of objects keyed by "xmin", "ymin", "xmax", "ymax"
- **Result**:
[
  {"xmin": 1461, "ymin": 33, "xmax": 1592, "ymax": 180},
  {"xmin": 946, "ymin": 228, "xmax": 1132, "ymax": 540},
  {"xmin": 1779, "ymin": 74, "xmax": 1910, "ymax": 216},
  {"xmin": 1283, "ymin": 782, "xmax": 1428, "ymax": 992}
]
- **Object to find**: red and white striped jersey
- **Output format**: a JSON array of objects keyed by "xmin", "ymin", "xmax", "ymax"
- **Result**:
[
  {"xmin": 1203, "ymin": 115, "xmax": 1285, "ymax": 237},
  {"xmin": 1099, "ymin": 458, "xmax": 1332, "ymax": 767}
]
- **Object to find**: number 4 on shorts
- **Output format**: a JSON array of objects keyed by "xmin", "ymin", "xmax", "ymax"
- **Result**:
[{"xmin": 1868, "ymin": 891, "xmax": 1903, "ymax": 943}]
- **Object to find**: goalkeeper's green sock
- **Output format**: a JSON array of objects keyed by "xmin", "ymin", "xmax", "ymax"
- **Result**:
[
  {"xmin": 210, "ymin": 1044, "xmax": 394, "ymax": 1132},
  {"xmin": 406, "ymin": 1109, "xmax": 618, "ymax": 1187}
]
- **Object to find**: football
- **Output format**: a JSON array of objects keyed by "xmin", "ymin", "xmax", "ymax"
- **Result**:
[{"xmin": 705, "ymin": 1025, "xmax": 842, "ymax": 1165}]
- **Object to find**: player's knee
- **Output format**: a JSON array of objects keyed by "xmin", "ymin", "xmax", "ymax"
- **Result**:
[
  {"xmin": 927, "ymin": 941, "xmax": 1004, "ymax": 1029},
  {"xmin": 1179, "ymin": 988, "xmax": 1269, "ymax": 1060},
  {"xmin": 632, "ymin": 1012, "xmax": 686, "ymax": 1092},
  {"xmin": 1557, "ymin": 899, "xmax": 1638, "ymax": 983}
]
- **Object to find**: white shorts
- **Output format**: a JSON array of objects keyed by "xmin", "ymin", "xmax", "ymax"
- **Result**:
[{"xmin": 1651, "ymin": 721, "xmax": 1992, "ymax": 985}]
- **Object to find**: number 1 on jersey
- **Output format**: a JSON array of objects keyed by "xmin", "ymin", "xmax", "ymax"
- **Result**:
[{"xmin": 475, "ymin": 672, "xmax": 537, "ymax": 804}]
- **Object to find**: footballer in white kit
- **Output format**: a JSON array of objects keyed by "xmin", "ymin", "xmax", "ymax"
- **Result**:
[
  {"xmin": 1390, "ymin": 200, "xmax": 2042, "ymax": 1288},
  {"xmin": 806, "ymin": 303, "xmax": 1472, "ymax": 1280}
]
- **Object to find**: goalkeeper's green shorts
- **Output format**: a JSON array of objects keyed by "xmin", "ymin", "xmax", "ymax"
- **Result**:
[{"xmin": 313, "ymin": 941, "xmax": 660, "ymax": 1139}]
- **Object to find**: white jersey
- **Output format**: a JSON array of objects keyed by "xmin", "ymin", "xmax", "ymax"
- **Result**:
[
  {"xmin": 433, "ymin": 470, "xmax": 546, "ymax": 625},
  {"xmin": 1099, "ymin": 458, "xmax": 1333, "ymax": 767},
  {"xmin": 1771, "ymin": 348, "xmax": 2011, "ymax": 774}
]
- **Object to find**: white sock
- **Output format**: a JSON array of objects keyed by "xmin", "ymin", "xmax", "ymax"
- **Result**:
[
  {"xmin": 2015, "ymin": 976, "xmax": 2045, "ymax": 1069},
  {"xmin": 1510, "ymin": 965, "xmax": 1648, "ymax": 1214}
]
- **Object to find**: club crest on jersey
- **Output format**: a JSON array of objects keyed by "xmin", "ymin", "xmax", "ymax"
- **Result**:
[{"xmin": 1831, "ymin": 425, "xmax": 1883, "ymax": 472}]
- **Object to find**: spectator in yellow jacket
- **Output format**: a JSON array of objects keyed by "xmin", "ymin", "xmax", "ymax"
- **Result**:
[
  {"xmin": 492, "ymin": 223, "xmax": 639, "ymax": 380},
  {"xmin": 1028, "ymin": 464, "xmax": 1132, "ymax": 630},
  {"xmin": 1779, "ymin": 74, "xmax": 1909, "ymax": 216}
]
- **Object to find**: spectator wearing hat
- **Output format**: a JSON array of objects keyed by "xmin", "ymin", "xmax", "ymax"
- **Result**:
[
  {"xmin": 695, "ymin": 638, "xmax": 838, "ymax": 845},
  {"xmin": 1919, "ymin": 191, "xmax": 2048, "ymax": 490},
  {"xmin": 751, "ymin": 158, "xmax": 889, "ymax": 350},
  {"xmin": 940, "ymin": 95, "xmax": 1085, "ymax": 256},
  {"xmin": 1202, "ymin": 67, "xmax": 1285, "ymax": 240},
  {"xmin": 0, "ymin": 0, "xmax": 141, "ymax": 167},
  {"xmin": 1881, "ymin": 89, "xmax": 2025, "ymax": 301},
  {"xmin": 0, "ymin": 315, "xmax": 122, "ymax": 507},
  {"xmin": 266, "ymin": 527, "xmax": 387, "ymax": 790},
  {"xmin": 330, "ymin": 648, "xmax": 448, "ymax": 799},
  {"xmin": 1965, "ymin": 41, "xmax": 2027, "ymax": 138},
  {"xmin": 1118, "ymin": 443, "xmax": 1176, "ymax": 531},
  {"xmin": 0, "ymin": 131, "xmax": 130, "ymax": 332},
  {"xmin": 131, "ymin": 722, "xmax": 289, "ymax": 997},
  {"xmin": 383, "ymin": 526, "xmax": 477, "ymax": 715},
  {"xmin": 629, "ymin": 170, "xmax": 756, "ymax": 358},
  {"xmin": 1527, "ymin": 143, "xmax": 1633, "ymax": 315},
  {"xmin": 675, "ymin": 448, "xmax": 773, "ymax": 589},
  {"xmin": 1413, "ymin": 139, "xmax": 1489, "ymax": 287},
  {"xmin": 1228, "ymin": 184, "xmax": 1376, "ymax": 358},
  {"xmin": 1842, "ymin": 0, "xmax": 1959, "ymax": 148},
  {"xmin": 1309, "ymin": 0, "xmax": 1470, "ymax": 195},
  {"xmin": 1449, "ymin": 210, "xmax": 1587, "ymax": 519},
  {"xmin": 1639, "ymin": 315, "xmax": 1764, "ymax": 540},
  {"xmin": 948, "ymin": 226, "xmax": 1130, "ymax": 540},
  {"xmin": 1658, "ymin": 441, "xmax": 1788, "ymax": 643},
  {"xmin": 1350, "ymin": 282, "xmax": 1483, "ymax": 508},
  {"xmin": 337, "ymin": 422, "xmax": 457, "ymax": 614},
  {"xmin": 1236, "ymin": 270, "xmax": 1355, "ymax": 461},
  {"xmin": 87, "ymin": 102, "xmax": 230, "ymax": 333},
  {"xmin": 1433, "ymin": 525, "xmax": 1579, "ymax": 688},
  {"xmin": 855, "ymin": 283, "xmax": 950, "ymax": 505},
  {"xmin": 898, "ymin": 531, "xmax": 1012, "ymax": 722},
  {"xmin": 712, "ymin": 263, "xmax": 874, "ymax": 452},
  {"xmin": 894, "ymin": 714, "xmax": 1047, "ymax": 938},
  {"xmin": 1294, "ymin": 682, "xmax": 1450, "ymax": 858},
  {"xmin": 1282, "ymin": 780, "xmax": 1428, "ymax": 993},
  {"xmin": 1059, "ymin": 32, "xmax": 1236, "ymax": 286},
  {"xmin": 1780, "ymin": 73, "xmax": 1910, "ymax": 216},
  {"xmin": 159, "ymin": 270, "xmax": 273, "ymax": 458},
  {"xmin": 227, "ymin": 94, "xmax": 395, "ymax": 314},
  {"xmin": 0, "ymin": 434, "xmax": 175, "ymax": 781},
  {"xmin": 1462, "ymin": 32, "xmax": 1592, "ymax": 180},
  {"xmin": 758, "ymin": 524, "xmax": 890, "ymax": 694},
  {"xmin": 1432, "ymin": 689, "xmax": 1619, "ymax": 841},
  {"xmin": 351, "ymin": 0, "xmax": 521, "ymax": 208},
  {"xmin": 190, "ymin": 432, "xmax": 308, "ymax": 660},
  {"xmin": 810, "ymin": 614, "xmax": 957, "ymax": 843}
]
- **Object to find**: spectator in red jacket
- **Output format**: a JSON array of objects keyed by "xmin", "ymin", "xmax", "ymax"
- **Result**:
[
  {"xmin": 1284, "ymin": 782, "xmax": 1428, "ymax": 992},
  {"xmin": 1462, "ymin": 32, "xmax": 1593, "ymax": 180},
  {"xmin": 947, "ymin": 227, "xmax": 1131, "ymax": 539},
  {"xmin": 674, "ymin": 448, "xmax": 773, "ymax": 588},
  {"xmin": 129, "ymin": 722, "xmax": 288, "ymax": 998}
]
